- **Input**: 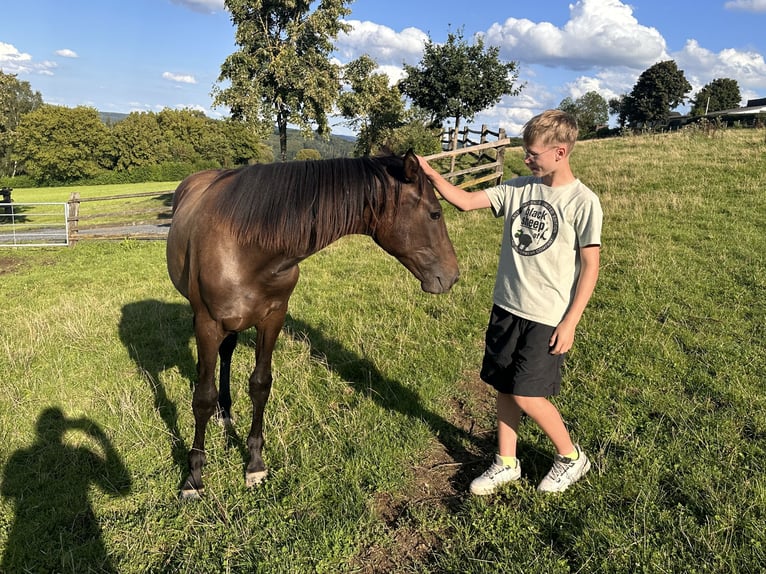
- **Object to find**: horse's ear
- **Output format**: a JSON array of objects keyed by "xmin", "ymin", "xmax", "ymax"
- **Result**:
[{"xmin": 402, "ymin": 148, "xmax": 419, "ymax": 182}]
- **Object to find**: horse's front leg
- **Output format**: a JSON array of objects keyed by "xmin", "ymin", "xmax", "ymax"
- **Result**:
[
  {"xmin": 245, "ymin": 313, "xmax": 285, "ymax": 488},
  {"xmin": 181, "ymin": 316, "xmax": 226, "ymax": 499}
]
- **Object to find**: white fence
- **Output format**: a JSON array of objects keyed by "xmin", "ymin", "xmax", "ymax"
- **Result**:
[{"xmin": 0, "ymin": 203, "xmax": 69, "ymax": 247}]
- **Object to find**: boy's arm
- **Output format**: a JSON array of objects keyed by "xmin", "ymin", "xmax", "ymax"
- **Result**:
[
  {"xmin": 418, "ymin": 156, "xmax": 491, "ymax": 211},
  {"xmin": 549, "ymin": 245, "xmax": 600, "ymax": 355}
]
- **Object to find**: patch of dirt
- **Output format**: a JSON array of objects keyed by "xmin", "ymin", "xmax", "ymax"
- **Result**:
[
  {"xmin": 349, "ymin": 373, "xmax": 497, "ymax": 573},
  {"xmin": 0, "ymin": 256, "xmax": 26, "ymax": 276}
]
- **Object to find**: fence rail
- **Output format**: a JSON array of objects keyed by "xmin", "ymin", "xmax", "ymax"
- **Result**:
[
  {"xmin": 0, "ymin": 203, "xmax": 69, "ymax": 247},
  {"xmin": 67, "ymin": 190, "xmax": 174, "ymax": 244},
  {"xmin": 426, "ymin": 124, "xmax": 509, "ymax": 190}
]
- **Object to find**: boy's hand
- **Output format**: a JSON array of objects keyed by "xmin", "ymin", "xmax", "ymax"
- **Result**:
[{"xmin": 549, "ymin": 320, "xmax": 576, "ymax": 355}]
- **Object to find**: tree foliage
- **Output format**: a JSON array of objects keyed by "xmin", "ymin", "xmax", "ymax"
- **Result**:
[
  {"xmin": 617, "ymin": 60, "xmax": 691, "ymax": 128},
  {"xmin": 399, "ymin": 29, "xmax": 522, "ymax": 139},
  {"xmin": 213, "ymin": 0, "xmax": 352, "ymax": 161},
  {"xmin": 339, "ymin": 55, "xmax": 406, "ymax": 156},
  {"xmin": 0, "ymin": 72, "xmax": 43, "ymax": 177},
  {"xmin": 14, "ymin": 105, "xmax": 112, "ymax": 184},
  {"xmin": 558, "ymin": 92, "xmax": 609, "ymax": 138},
  {"xmin": 690, "ymin": 78, "xmax": 742, "ymax": 116}
]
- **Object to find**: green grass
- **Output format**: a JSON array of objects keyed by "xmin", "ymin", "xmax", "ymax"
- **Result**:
[{"xmin": 1, "ymin": 128, "xmax": 765, "ymax": 573}]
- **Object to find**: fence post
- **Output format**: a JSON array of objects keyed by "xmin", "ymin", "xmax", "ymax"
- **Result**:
[
  {"xmin": 68, "ymin": 192, "xmax": 80, "ymax": 246},
  {"xmin": 495, "ymin": 128, "xmax": 507, "ymax": 185}
]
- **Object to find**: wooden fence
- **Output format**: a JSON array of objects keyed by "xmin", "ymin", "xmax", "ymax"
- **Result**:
[
  {"xmin": 67, "ymin": 190, "xmax": 174, "ymax": 244},
  {"xmin": 425, "ymin": 124, "xmax": 510, "ymax": 189}
]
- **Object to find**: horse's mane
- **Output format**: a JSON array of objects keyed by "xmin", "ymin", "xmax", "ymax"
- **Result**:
[{"xmin": 211, "ymin": 155, "xmax": 406, "ymax": 255}]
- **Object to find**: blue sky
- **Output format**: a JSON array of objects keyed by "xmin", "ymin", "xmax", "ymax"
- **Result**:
[{"xmin": 2, "ymin": 0, "xmax": 765, "ymax": 136}]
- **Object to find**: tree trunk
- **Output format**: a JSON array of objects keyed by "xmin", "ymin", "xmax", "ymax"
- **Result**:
[{"xmin": 277, "ymin": 110, "xmax": 288, "ymax": 162}]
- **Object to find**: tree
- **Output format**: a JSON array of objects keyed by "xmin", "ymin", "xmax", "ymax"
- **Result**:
[
  {"xmin": 213, "ymin": 0, "xmax": 352, "ymax": 161},
  {"xmin": 619, "ymin": 60, "xmax": 691, "ymax": 129},
  {"xmin": 399, "ymin": 29, "xmax": 522, "ymax": 145},
  {"xmin": 14, "ymin": 105, "xmax": 112, "ymax": 184},
  {"xmin": 111, "ymin": 112, "xmax": 172, "ymax": 171},
  {"xmin": 558, "ymin": 92, "xmax": 609, "ymax": 138},
  {"xmin": 339, "ymin": 55, "xmax": 406, "ymax": 156},
  {"xmin": 0, "ymin": 72, "xmax": 43, "ymax": 177},
  {"xmin": 690, "ymin": 78, "xmax": 741, "ymax": 116}
]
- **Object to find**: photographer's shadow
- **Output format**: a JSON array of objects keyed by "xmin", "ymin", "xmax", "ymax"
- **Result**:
[{"xmin": 1, "ymin": 408, "xmax": 132, "ymax": 573}]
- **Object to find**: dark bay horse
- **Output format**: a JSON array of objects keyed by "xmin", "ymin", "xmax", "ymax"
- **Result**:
[{"xmin": 166, "ymin": 150, "xmax": 459, "ymax": 498}]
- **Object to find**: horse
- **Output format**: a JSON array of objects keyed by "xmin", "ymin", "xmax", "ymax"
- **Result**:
[{"xmin": 166, "ymin": 150, "xmax": 459, "ymax": 498}]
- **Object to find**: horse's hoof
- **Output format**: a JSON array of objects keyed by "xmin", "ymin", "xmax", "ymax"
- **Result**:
[
  {"xmin": 245, "ymin": 469, "xmax": 268, "ymax": 488},
  {"xmin": 179, "ymin": 487, "xmax": 204, "ymax": 501}
]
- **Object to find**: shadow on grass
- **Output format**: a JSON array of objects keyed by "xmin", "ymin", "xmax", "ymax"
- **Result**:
[
  {"xmin": 1, "ymin": 407, "xmax": 131, "ymax": 573},
  {"xmin": 118, "ymin": 300, "xmax": 198, "ymax": 487},
  {"xmin": 118, "ymin": 299, "xmax": 499, "ymax": 500},
  {"xmin": 282, "ymin": 315, "xmax": 495, "ymax": 498}
]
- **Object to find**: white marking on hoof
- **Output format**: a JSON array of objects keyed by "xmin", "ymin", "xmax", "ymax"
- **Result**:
[
  {"xmin": 245, "ymin": 469, "xmax": 269, "ymax": 488},
  {"xmin": 179, "ymin": 487, "xmax": 204, "ymax": 501}
]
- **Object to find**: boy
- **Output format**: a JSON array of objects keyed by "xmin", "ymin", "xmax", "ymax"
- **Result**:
[{"xmin": 418, "ymin": 110, "xmax": 602, "ymax": 494}]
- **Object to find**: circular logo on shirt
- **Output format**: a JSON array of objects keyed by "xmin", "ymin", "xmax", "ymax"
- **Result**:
[{"xmin": 509, "ymin": 200, "xmax": 558, "ymax": 256}]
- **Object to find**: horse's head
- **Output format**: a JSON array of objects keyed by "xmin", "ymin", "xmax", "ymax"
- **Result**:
[{"xmin": 371, "ymin": 150, "xmax": 459, "ymax": 294}]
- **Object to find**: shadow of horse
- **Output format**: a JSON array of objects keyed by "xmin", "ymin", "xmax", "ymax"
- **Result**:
[
  {"xmin": 282, "ymin": 315, "xmax": 494, "ymax": 494},
  {"xmin": 118, "ymin": 300, "xmax": 199, "ymax": 484},
  {"xmin": 1, "ymin": 407, "xmax": 131, "ymax": 573},
  {"xmin": 118, "ymin": 299, "xmax": 494, "ymax": 498}
]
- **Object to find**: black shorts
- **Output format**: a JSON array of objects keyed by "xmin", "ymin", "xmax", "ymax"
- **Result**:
[{"xmin": 480, "ymin": 305, "xmax": 565, "ymax": 397}]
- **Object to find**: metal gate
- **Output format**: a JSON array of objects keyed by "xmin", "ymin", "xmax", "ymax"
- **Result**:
[{"xmin": 0, "ymin": 202, "xmax": 69, "ymax": 247}]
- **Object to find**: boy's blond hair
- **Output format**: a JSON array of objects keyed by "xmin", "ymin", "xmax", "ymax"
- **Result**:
[{"xmin": 523, "ymin": 110, "xmax": 579, "ymax": 152}]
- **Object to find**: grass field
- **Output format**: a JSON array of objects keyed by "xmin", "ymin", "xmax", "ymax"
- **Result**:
[{"xmin": 1, "ymin": 128, "xmax": 765, "ymax": 573}]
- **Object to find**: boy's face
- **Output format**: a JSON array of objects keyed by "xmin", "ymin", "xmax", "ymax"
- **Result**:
[{"xmin": 522, "ymin": 139, "xmax": 565, "ymax": 178}]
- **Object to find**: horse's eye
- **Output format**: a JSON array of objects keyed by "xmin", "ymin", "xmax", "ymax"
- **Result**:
[{"xmin": 430, "ymin": 211, "xmax": 442, "ymax": 221}]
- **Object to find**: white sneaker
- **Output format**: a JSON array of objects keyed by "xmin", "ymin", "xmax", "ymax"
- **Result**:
[
  {"xmin": 469, "ymin": 454, "xmax": 521, "ymax": 496},
  {"xmin": 536, "ymin": 445, "xmax": 591, "ymax": 493}
]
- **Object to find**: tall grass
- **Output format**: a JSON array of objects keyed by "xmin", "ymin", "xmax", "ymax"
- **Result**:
[{"xmin": 0, "ymin": 128, "xmax": 765, "ymax": 573}]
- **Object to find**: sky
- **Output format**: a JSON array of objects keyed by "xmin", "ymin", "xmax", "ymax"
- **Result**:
[{"xmin": 1, "ymin": 0, "xmax": 765, "ymax": 137}]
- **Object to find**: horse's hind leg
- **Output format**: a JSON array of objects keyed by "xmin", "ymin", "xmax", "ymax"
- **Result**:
[
  {"xmin": 182, "ymin": 315, "xmax": 226, "ymax": 499},
  {"xmin": 245, "ymin": 314, "xmax": 284, "ymax": 488},
  {"xmin": 216, "ymin": 332, "xmax": 238, "ymax": 427}
]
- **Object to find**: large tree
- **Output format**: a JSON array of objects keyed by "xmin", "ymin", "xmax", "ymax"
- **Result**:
[
  {"xmin": 620, "ymin": 60, "xmax": 691, "ymax": 129},
  {"xmin": 690, "ymin": 78, "xmax": 741, "ymax": 116},
  {"xmin": 0, "ymin": 72, "xmax": 43, "ymax": 177},
  {"xmin": 338, "ymin": 55, "xmax": 406, "ymax": 156},
  {"xmin": 558, "ymin": 92, "xmax": 609, "ymax": 138},
  {"xmin": 399, "ymin": 29, "xmax": 522, "ymax": 145},
  {"xmin": 213, "ymin": 0, "xmax": 352, "ymax": 161}
]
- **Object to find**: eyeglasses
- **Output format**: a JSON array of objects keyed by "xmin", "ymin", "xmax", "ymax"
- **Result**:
[{"xmin": 522, "ymin": 146, "xmax": 559, "ymax": 160}]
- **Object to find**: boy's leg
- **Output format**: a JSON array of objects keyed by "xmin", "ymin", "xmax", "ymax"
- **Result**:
[
  {"xmin": 513, "ymin": 395, "xmax": 590, "ymax": 492},
  {"xmin": 469, "ymin": 392, "xmax": 522, "ymax": 496},
  {"xmin": 511, "ymin": 395, "xmax": 574, "ymax": 456},
  {"xmin": 497, "ymin": 392, "xmax": 522, "ymax": 457}
]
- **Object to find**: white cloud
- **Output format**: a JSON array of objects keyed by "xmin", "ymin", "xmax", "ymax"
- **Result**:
[
  {"xmin": 55, "ymin": 49, "xmax": 78, "ymax": 58},
  {"xmin": 675, "ymin": 39, "xmax": 766, "ymax": 95},
  {"xmin": 483, "ymin": 0, "xmax": 668, "ymax": 70},
  {"xmin": 337, "ymin": 20, "xmax": 428, "ymax": 65},
  {"xmin": 0, "ymin": 42, "xmax": 57, "ymax": 75},
  {"xmin": 724, "ymin": 0, "xmax": 766, "ymax": 12},
  {"xmin": 163, "ymin": 72, "xmax": 198, "ymax": 84},
  {"xmin": 171, "ymin": 0, "xmax": 225, "ymax": 13}
]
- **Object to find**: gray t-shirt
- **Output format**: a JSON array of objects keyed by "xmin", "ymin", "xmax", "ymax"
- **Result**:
[{"xmin": 484, "ymin": 176, "xmax": 603, "ymax": 327}]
